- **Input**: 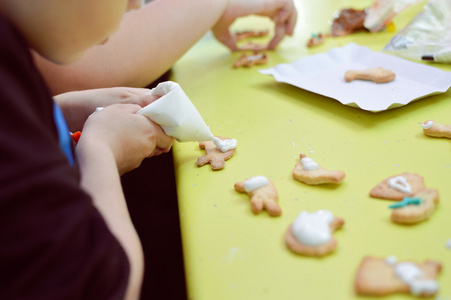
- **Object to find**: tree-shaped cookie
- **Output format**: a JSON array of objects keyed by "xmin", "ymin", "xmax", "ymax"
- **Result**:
[
  {"xmin": 197, "ymin": 136, "xmax": 236, "ymax": 170},
  {"xmin": 234, "ymin": 176, "xmax": 281, "ymax": 217},
  {"xmin": 285, "ymin": 210, "xmax": 344, "ymax": 257},
  {"xmin": 292, "ymin": 154, "xmax": 345, "ymax": 185},
  {"xmin": 355, "ymin": 256, "xmax": 441, "ymax": 297}
]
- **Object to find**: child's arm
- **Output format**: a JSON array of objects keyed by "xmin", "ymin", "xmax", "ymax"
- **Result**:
[
  {"xmin": 76, "ymin": 104, "xmax": 174, "ymax": 299},
  {"xmin": 34, "ymin": 0, "xmax": 297, "ymax": 95}
]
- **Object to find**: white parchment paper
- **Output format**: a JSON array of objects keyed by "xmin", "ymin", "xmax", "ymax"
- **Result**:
[{"xmin": 259, "ymin": 43, "xmax": 451, "ymax": 112}]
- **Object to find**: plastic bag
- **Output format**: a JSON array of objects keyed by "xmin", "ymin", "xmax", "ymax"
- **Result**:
[
  {"xmin": 364, "ymin": 0, "xmax": 422, "ymax": 32},
  {"xmin": 383, "ymin": 0, "xmax": 451, "ymax": 63}
]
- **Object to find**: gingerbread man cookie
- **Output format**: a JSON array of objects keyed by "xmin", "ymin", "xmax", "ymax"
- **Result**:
[
  {"xmin": 421, "ymin": 120, "xmax": 451, "ymax": 139},
  {"xmin": 197, "ymin": 136, "xmax": 236, "ymax": 170},
  {"xmin": 369, "ymin": 173, "xmax": 425, "ymax": 200},
  {"xmin": 306, "ymin": 33, "xmax": 328, "ymax": 47},
  {"xmin": 345, "ymin": 67, "xmax": 395, "ymax": 83},
  {"xmin": 233, "ymin": 52, "xmax": 267, "ymax": 68},
  {"xmin": 234, "ymin": 176, "xmax": 281, "ymax": 216},
  {"xmin": 389, "ymin": 189, "xmax": 439, "ymax": 225},
  {"xmin": 238, "ymin": 42, "xmax": 267, "ymax": 51},
  {"xmin": 355, "ymin": 256, "xmax": 441, "ymax": 297},
  {"xmin": 292, "ymin": 154, "xmax": 345, "ymax": 185},
  {"xmin": 285, "ymin": 210, "xmax": 344, "ymax": 257}
]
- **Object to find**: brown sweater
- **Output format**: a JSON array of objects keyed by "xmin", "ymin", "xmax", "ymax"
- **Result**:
[{"xmin": 0, "ymin": 15, "xmax": 129, "ymax": 299}]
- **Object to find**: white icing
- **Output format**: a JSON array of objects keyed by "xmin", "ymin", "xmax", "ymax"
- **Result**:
[
  {"xmin": 301, "ymin": 157, "xmax": 319, "ymax": 171},
  {"xmin": 291, "ymin": 210, "xmax": 334, "ymax": 246},
  {"xmin": 386, "ymin": 255, "xmax": 397, "ymax": 265},
  {"xmin": 394, "ymin": 262, "xmax": 439, "ymax": 296},
  {"xmin": 388, "ymin": 176, "xmax": 412, "ymax": 194},
  {"xmin": 244, "ymin": 176, "xmax": 269, "ymax": 192},
  {"xmin": 446, "ymin": 239, "xmax": 451, "ymax": 249},
  {"xmin": 421, "ymin": 121, "xmax": 434, "ymax": 129},
  {"xmin": 213, "ymin": 137, "xmax": 237, "ymax": 152},
  {"xmin": 247, "ymin": 54, "xmax": 264, "ymax": 61}
]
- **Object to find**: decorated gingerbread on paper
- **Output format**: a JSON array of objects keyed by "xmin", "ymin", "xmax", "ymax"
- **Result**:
[{"xmin": 197, "ymin": 136, "xmax": 237, "ymax": 170}]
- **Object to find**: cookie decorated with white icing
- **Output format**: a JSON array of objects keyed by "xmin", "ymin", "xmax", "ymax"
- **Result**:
[
  {"xmin": 355, "ymin": 256, "xmax": 442, "ymax": 297},
  {"xmin": 285, "ymin": 210, "xmax": 344, "ymax": 257},
  {"xmin": 234, "ymin": 176, "xmax": 281, "ymax": 217},
  {"xmin": 370, "ymin": 173, "xmax": 425, "ymax": 201},
  {"xmin": 421, "ymin": 120, "xmax": 451, "ymax": 139},
  {"xmin": 292, "ymin": 154, "xmax": 345, "ymax": 185},
  {"xmin": 197, "ymin": 136, "xmax": 236, "ymax": 170}
]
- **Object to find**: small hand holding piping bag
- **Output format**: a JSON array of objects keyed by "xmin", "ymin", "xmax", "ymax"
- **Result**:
[{"xmin": 73, "ymin": 81, "xmax": 237, "ymax": 152}]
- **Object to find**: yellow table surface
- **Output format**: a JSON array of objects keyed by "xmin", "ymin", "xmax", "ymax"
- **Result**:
[{"xmin": 169, "ymin": 1, "xmax": 451, "ymax": 299}]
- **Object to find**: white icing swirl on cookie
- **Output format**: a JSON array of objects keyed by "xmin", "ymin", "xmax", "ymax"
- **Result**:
[
  {"xmin": 385, "ymin": 256, "xmax": 397, "ymax": 265},
  {"xmin": 301, "ymin": 157, "xmax": 319, "ymax": 171},
  {"xmin": 243, "ymin": 176, "xmax": 269, "ymax": 192},
  {"xmin": 421, "ymin": 121, "xmax": 433, "ymax": 129},
  {"xmin": 394, "ymin": 262, "xmax": 439, "ymax": 296},
  {"xmin": 213, "ymin": 137, "xmax": 237, "ymax": 152},
  {"xmin": 291, "ymin": 210, "xmax": 334, "ymax": 246},
  {"xmin": 388, "ymin": 176, "xmax": 412, "ymax": 194}
]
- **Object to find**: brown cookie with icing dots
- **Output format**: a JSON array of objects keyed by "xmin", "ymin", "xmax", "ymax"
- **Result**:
[
  {"xmin": 285, "ymin": 210, "xmax": 344, "ymax": 257},
  {"xmin": 355, "ymin": 256, "xmax": 442, "ymax": 297},
  {"xmin": 197, "ymin": 137, "xmax": 235, "ymax": 170},
  {"xmin": 292, "ymin": 154, "xmax": 345, "ymax": 185},
  {"xmin": 234, "ymin": 176, "xmax": 281, "ymax": 216},
  {"xmin": 370, "ymin": 172, "xmax": 425, "ymax": 200},
  {"xmin": 390, "ymin": 189, "xmax": 439, "ymax": 225},
  {"xmin": 421, "ymin": 120, "xmax": 451, "ymax": 139}
]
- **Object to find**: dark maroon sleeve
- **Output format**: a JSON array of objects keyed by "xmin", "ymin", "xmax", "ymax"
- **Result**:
[{"xmin": 0, "ymin": 16, "xmax": 130, "ymax": 300}]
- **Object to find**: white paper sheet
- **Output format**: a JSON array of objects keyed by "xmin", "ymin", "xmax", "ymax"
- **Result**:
[{"xmin": 259, "ymin": 43, "xmax": 451, "ymax": 112}]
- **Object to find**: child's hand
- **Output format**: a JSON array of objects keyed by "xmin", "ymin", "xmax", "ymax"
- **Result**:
[
  {"xmin": 212, "ymin": 0, "xmax": 297, "ymax": 51},
  {"xmin": 54, "ymin": 87, "xmax": 159, "ymax": 132},
  {"xmin": 78, "ymin": 103, "xmax": 174, "ymax": 175}
]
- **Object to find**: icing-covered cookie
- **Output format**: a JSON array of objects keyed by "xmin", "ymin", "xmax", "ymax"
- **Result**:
[
  {"xmin": 370, "ymin": 173, "xmax": 425, "ymax": 200},
  {"xmin": 355, "ymin": 256, "xmax": 442, "ymax": 297},
  {"xmin": 234, "ymin": 176, "xmax": 281, "ymax": 216},
  {"xmin": 292, "ymin": 154, "xmax": 345, "ymax": 185},
  {"xmin": 389, "ymin": 189, "xmax": 439, "ymax": 224},
  {"xmin": 197, "ymin": 136, "xmax": 236, "ymax": 170},
  {"xmin": 421, "ymin": 120, "xmax": 451, "ymax": 139},
  {"xmin": 285, "ymin": 210, "xmax": 344, "ymax": 257}
]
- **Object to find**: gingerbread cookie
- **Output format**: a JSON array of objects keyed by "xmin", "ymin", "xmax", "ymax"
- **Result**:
[
  {"xmin": 389, "ymin": 189, "xmax": 439, "ymax": 225},
  {"xmin": 234, "ymin": 176, "xmax": 281, "ymax": 216},
  {"xmin": 355, "ymin": 256, "xmax": 441, "ymax": 297},
  {"xmin": 421, "ymin": 120, "xmax": 451, "ymax": 139},
  {"xmin": 307, "ymin": 33, "xmax": 328, "ymax": 47},
  {"xmin": 235, "ymin": 30, "xmax": 269, "ymax": 41},
  {"xmin": 292, "ymin": 154, "xmax": 345, "ymax": 185},
  {"xmin": 197, "ymin": 136, "xmax": 236, "ymax": 170},
  {"xmin": 331, "ymin": 8, "xmax": 368, "ymax": 37},
  {"xmin": 238, "ymin": 42, "xmax": 267, "ymax": 51},
  {"xmin": 345, "ymin": 67, "xmax": 395, "ymax": 83},
  {"xmin": 233, "ymin": 52, "xmax": 267, "ymax": 68},
  {"xmin": 370, "ymin": 173, "xmax": 425, "ymax": 200},
  {"xmin": 285, "ymin": 210, "xmax": 344, "ymax": 257}
]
